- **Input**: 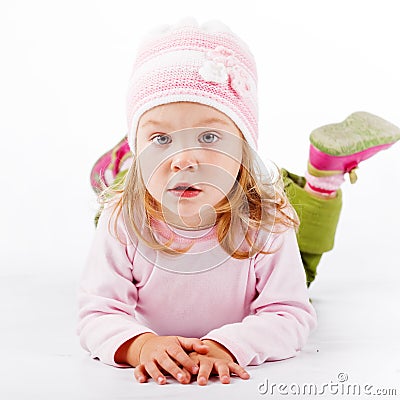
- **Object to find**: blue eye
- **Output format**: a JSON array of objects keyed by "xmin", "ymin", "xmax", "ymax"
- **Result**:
[
  {"xmin": 200, "ymin": 131, "xmax": 219, "ymax": 144},
  {"xmin": 151, "ymin": 134, "xmax": 171, "ymax": 145}
]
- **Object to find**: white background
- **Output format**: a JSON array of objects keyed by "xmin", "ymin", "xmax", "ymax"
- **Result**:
[{"xmin": 1, "ymin": 0, "xmax": 399, "ymax": 398}]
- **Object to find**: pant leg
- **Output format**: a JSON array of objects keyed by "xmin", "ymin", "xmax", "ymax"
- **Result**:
[{"xmin": 281, "ymin": 168, "xmax": 343, "ymax": 286}]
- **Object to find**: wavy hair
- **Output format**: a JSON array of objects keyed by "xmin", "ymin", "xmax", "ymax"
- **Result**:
[{"xmin": 97, "ymin": 135, "xmax": 299, "ymax": 259}]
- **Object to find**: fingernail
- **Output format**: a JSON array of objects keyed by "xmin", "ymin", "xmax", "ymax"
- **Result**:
[
  {"xmin": 138, "ymin": 376, "xmax": 145, "ymax": 383},
  {"xmin": 177, "ymin": 373, "xmax": 183, "ymax": 381},
  {"xmin": 192, "ymin": 365, "xmax": 199, "ymax": 374},
  {"xmin": 221, "ymin": 375, "xmax": 230, "ymax": 383},
  {"xmin": 198, "ymin": 377, "xmax": 207, "ymax": 385},
  {"xmin": 157, "ymin": 377, "xmax": 165, "ymax": 384}
]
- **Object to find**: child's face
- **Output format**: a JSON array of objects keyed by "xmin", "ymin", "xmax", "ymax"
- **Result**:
[{"xmin": 136, "ymin": 102, "xmax": 244, "ymax": 228}]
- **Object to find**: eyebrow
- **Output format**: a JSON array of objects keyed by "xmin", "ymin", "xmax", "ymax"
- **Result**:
[
  {"xmin": 140, "ymin": 117, "xmax": 231, "ymax": 129},
  {"xmin": 197, "ymin": 117, "xmax": 231, "ymax": 126},
  {"xmin": 139, "ymin": 120, "xmax": 170, "ymax": 129}
]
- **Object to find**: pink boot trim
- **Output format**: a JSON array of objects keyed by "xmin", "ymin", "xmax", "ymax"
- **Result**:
[
  {"xmin": 90, "ymin": 152, "xmax": 112, "ymax": 191},
  {"xmin": 111, "ymin": 141, "xmax": 131, "ymax": 176},
  {"xmin": 304, "ymin": 171, "xmax": 345, "ymax": 192},
  {"xmin": 90, "ymin": 138, "xmax": 131, "ymax": 192},
  {"xmin": 309, "ymin": 142, "xmax": 394, "ymax": 173},
  {"xmin": 306, "ymin": 183, "xmax": 336, "ymax": 196}
]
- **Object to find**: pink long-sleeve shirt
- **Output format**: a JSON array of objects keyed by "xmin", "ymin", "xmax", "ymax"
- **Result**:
[{"xmin": 77, "ymin": 204, "xmax": 317, "ymax": 367}]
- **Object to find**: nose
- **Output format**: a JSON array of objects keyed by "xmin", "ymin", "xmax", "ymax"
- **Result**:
[{"xmin": 170, "ymin": 151, "xmax": 199, "ymax": 172}]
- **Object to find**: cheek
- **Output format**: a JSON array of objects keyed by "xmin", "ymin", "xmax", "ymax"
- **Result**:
[
  {"xmin": 140, "ymin": 162, "xmax": 169, "ymax": 198},
  {"xmin": 199, "ymin": 154, "xmax": 241, "ymax": 201},
  {"xmin": 208, "ymin": 152, "xmax": 241, "ymax": 181},
  {"xmin": 226, "ymin": 157, "xmax": 242, "ymax": 177}
]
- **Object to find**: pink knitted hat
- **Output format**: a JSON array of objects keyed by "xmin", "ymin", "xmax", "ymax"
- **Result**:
[{"xmin": 126, "ymin": 18, "xmax": 258, "ymax": 153}]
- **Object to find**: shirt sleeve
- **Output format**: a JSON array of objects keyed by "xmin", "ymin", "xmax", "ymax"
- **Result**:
[
  {"xmin": 200, "ymin": 226, "xmax": 318, "ymax": 366},
  {"xmin": 77, "ymin": 204, "xmax": 155, "ymax": 367}
]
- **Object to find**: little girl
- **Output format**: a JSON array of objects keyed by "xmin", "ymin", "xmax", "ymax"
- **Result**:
[{"xmin": 77, "ymin": 18, "xmax": 400, "ymax": 386}]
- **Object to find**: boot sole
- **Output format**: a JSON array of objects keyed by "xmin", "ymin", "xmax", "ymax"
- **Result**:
[{"xmin": 310, "ymin": 111, "xmax": 400, "ymax": 156}]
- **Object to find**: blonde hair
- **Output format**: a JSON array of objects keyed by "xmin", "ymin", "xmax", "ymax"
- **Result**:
[{"xmin": 97, "ymin": 135, "xmax": 299, "ymax": 259}]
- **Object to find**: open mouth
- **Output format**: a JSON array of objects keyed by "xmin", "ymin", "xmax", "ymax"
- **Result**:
[{"xmin": 168, "ymin": 184, "xmax": 202, "ymax": 198}]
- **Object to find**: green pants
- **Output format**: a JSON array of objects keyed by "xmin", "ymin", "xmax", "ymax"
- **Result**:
[
  {"xmin": 94, "ymin": 168, "xmax": 342, "ymax": 287},
  {"xmin": 281, "ymin": 168, "xmax": 342, "ymax": 286}
]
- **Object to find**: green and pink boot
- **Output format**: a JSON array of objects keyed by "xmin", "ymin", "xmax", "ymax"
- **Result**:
[
  {"xmin": 90, "ymin": 136, "xmax": 132, "ymax": 194},
  {"xmin": 305, "ymin": 111, "xmax": 400, "ymax": 197}
]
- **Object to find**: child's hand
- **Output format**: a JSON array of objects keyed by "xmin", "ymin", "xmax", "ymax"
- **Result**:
[
  {"xmin": 188, "ymin": 339, "xmax": 250, "ymax": 385},
  {"xmin": 133, "ymin": 335, "xmax": 210, "ymax": 385}
]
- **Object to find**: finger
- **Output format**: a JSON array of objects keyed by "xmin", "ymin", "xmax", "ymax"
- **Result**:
[
  {"xmin": 181, "ymin": 367, "xmax": 194, "ymax": 383},
  {"xmin": 186, "ymin": 352, "xmax": 200, "ymax": 381},
  {"xmin": 215, "ymin": 361, "xmax": 231, "ymax": 384},
  {"xmin": 166, "ymin": 344, "xmax": 200, "ymax": 375},
  {"xmin": 193, "ymin": 342, "xmax": 210, "ymax": 355},
  {"xmin": 157, "ymin": 353, "xmax": 191, "ymax": 384},
  {"xmin": 197, "ymin": 358, "xmax": 213, "ymax": 386},
  {"xmin": 177, "ymin": 336, "xmax": 210, "ymax": 355},
  {"xmin": 228, "ymin": 362, "xmax": 250, "ymax": 380},
  {"xmin": 144, "ymin": 361, "xmax": 167, "ymax": 385},
  {"xmin": 134, "ymin": 364, "xmax": 148, "ymax": 383}
]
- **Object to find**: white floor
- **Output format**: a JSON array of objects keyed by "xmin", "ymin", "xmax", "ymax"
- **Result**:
[{"xmin": 1, "ymin": 169, "xmax": 400, "ymax": 399}]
